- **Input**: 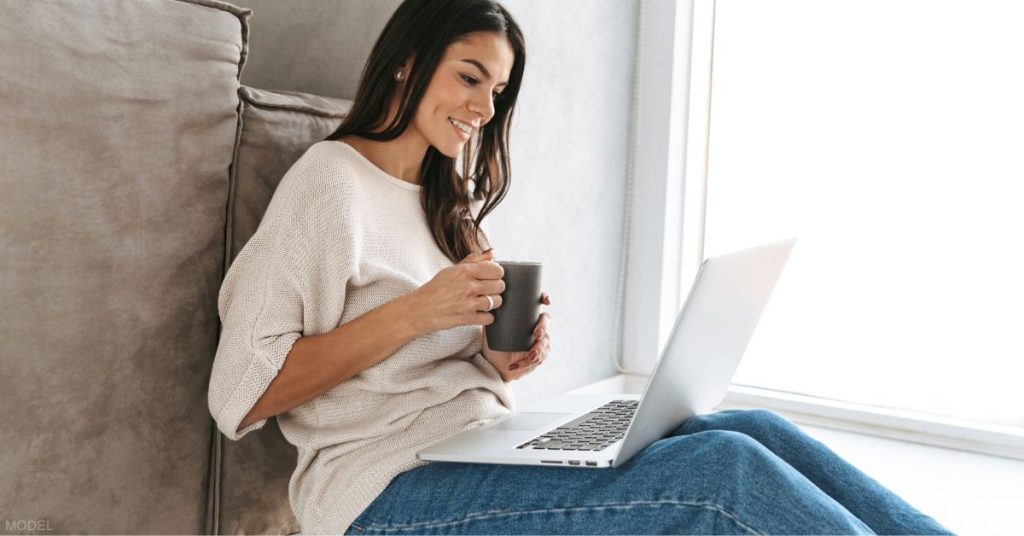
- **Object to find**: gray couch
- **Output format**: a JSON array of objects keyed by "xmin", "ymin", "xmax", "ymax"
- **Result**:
[{"xmin": 1, "ymin": 1, "xmax": 352, "ymax": 533}]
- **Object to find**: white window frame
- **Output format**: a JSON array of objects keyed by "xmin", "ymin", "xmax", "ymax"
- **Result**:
[{"xmin": 616, "ymin": 0, "xmax": 1024, "ymax": 460}]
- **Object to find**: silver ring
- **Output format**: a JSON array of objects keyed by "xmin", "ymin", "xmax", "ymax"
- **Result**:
[{"xmin": 484, "ymin": 295, "xmax": 494, "ymax": 312}]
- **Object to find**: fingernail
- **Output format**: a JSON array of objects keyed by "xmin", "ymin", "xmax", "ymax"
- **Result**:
[
  {"xmin": 529, "ymin": 350, "xmax": 537, "ymax": 359},
  {"xmin": 534, "ymin": 329, "xmax": 541, "ymax": 338}
]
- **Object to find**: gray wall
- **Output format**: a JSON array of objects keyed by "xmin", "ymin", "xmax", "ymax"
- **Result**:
[{"xmin": 238, "ymin": 0, "xmax": 639, "ymax": 404}]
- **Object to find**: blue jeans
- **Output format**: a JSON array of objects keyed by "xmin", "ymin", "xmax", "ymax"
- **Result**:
[{"xmin": 344, "ymin": 409, "xmax": 953, "ymax": 535}]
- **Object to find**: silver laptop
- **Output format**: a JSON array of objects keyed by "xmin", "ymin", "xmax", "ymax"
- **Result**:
[{"xmin": 418, "ymin": 237, "xmax": 796, "ymax": 468}]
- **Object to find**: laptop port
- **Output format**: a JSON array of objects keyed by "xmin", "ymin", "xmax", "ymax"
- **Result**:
[
  {"xmin": 540, "ymin": 460, "xmax": 562, "ymax": 464},
  {"xmin": 586, "ymin": 461, "xmax": 597, "ymax": 467},
  {"xmin": 568, "ymin": 460, "xmax": 580, "ymax": 466}
]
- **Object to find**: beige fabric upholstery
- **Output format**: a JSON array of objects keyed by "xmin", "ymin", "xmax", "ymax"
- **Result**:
[
  {"xmin": 217, "ymin": 86, "xmax": 352, "ymax": 535},
  {"xmin": 227, "ymin": 86, "xmax": 354, "ymax": 263},
  {"xmin": 0, "ymin": 0, "xmax": 249, "ymax": 533},
  {"xmin": 0, "ymin": 1, "xmax": 357, "ymax": 532}
]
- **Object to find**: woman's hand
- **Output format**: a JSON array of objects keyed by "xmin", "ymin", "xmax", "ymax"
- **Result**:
[
  {"xmin": 482, "ymin": 293, "xmax": 552, "ymax": 382},
  {"xmin": 407, "ymin": 249, "xmax": 505, "ymax": 333}
]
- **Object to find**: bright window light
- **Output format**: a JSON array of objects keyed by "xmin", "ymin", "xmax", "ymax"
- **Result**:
[{"xmin": 703, "ymin": 0, "xmax": 1024, "ymax": 428}]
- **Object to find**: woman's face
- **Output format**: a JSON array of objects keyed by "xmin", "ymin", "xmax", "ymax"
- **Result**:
[{"xmin": 412, "ymin": 32, "xmax": 515, "ymax": 158}]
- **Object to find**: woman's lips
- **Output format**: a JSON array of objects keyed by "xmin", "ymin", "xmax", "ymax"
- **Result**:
[{"xmin": 450, "ymin": 118, "xmax": 470, "ymax": 140}]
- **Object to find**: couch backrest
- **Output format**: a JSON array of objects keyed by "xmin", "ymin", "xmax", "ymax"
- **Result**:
[
  {"xmin": 0, "ymin": 0, "xmax": 249, "ymax": 533},
  {"xmin": 1, "ymin": 2, "xmax": 357, "ymax": 532}
]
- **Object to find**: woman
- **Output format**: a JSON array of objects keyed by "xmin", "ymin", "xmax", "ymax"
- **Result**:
[{"xmin": 208, "ymin": 0, "xmax": 953, "ymax": 534}]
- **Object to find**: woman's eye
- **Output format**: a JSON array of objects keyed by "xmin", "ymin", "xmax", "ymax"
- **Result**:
[{"xmin": 462, "ymin": 75, "xmax": 502, "ymax": 101}]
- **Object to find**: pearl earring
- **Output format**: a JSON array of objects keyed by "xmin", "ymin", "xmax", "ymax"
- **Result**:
[{"xmin": 395, "ymin": 70, "xmax": 405, "ymax": 81}]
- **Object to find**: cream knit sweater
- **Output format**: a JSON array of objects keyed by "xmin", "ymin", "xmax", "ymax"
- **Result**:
[{"xmin": 207, "ymin": 140, "xmax": 516, "ymax": 534}]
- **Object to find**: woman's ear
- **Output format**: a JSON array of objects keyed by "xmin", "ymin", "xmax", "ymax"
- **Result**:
[{"xmin": 399, "ymin": 52, "xmax": 417, "ymax": 74}]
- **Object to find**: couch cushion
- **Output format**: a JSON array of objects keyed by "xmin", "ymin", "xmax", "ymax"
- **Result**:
[
  {"xmin": 0, "ymin": 0, "xmax": 249, "ymax": 533},
  {"xmin": 227, "ymin": 86, "xmax": 354, "ymax": 263},
  {"xmin": 218, "ymin": 85, "xmax": 352, "ymax": 535}
]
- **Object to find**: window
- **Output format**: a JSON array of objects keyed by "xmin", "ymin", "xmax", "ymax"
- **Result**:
[{"xmin": 702, "ymin": 0, "xmax": 1024, "ymax": 429}]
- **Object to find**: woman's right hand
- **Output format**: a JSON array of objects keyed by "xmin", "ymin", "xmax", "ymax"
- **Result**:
[{"xmin": 409, "ymin": 249, "xmax": 506, "ymax": 332}]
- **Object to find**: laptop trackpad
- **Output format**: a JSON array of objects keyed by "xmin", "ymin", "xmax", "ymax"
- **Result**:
[{"xmin": 490, "ymin": 412, "xmax": 575, "ymax": 432}]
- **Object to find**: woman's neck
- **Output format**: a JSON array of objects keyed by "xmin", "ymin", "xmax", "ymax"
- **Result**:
[{"xmin": 339, "ymin": 132, "xmax": 428, "ymax": 185}]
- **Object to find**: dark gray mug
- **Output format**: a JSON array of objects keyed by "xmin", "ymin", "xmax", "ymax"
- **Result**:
[{"xmin": 485, "ymin": 261, "xmax": 543, "ymax": 352}]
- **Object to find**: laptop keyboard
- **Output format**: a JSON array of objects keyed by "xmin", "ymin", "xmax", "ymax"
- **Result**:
[{"xmin": 516, "ymin": 399, "xmax": 639, "ymax": 452}]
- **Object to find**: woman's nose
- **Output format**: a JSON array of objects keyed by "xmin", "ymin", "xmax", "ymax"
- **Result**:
[{"xmin": 468, "ymin": 96, "xmax": 494, "ymax": 123}]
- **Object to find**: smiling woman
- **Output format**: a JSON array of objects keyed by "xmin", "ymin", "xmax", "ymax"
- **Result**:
[
  {"xmin": 207, "ymin": 1, "xmax": 952, "ymax": 535},
  {"xmin": 325, "ymin": 0, "xmax": 524, "ymax": 264}
]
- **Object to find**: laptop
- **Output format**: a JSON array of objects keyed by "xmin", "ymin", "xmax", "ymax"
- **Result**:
[{"xmin": 417, "ymin": 237, "xmax": 796, "ymax": 468}]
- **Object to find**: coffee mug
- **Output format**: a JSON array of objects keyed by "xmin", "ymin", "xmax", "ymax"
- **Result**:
[{"xmin": 485, "ymin": 261, "xmax": 543, "ymax": 352}]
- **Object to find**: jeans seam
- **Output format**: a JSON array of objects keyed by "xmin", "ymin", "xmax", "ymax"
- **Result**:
[{"xmin": 358, "ymin": 500, "xmax": 764, "ymax": 535}]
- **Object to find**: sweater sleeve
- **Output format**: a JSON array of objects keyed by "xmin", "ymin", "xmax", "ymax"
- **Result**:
[{"xmin": 208, "ymin": 150, "xmax": 354, "ymax": 441}]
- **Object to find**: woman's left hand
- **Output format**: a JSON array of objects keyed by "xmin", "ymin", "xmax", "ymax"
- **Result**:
[{"xmin": 482, "ymin": 292, "xmax": 551, "ymax": 382}]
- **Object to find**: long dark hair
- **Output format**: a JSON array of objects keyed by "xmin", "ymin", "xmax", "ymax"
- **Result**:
[{"xmin": 325, "ymin": 0, "xmax": 526, "ymax": 263}]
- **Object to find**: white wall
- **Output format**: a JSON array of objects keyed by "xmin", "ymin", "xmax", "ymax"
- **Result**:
[{"xmin": 237, "ymin": 0, "xmax": 640, "ymax": 403}]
